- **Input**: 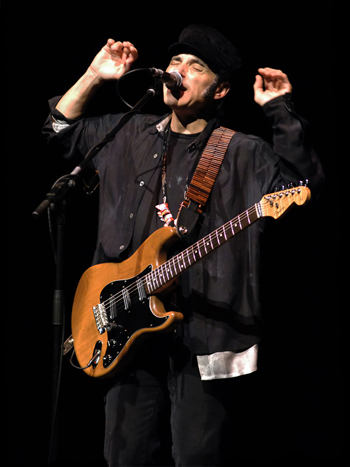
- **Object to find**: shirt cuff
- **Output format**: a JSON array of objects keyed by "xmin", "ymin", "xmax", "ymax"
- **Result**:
[
  {"xmin": 196, "ymin": 344, "xmax": 258, "ymax": 380},
  {"xmin": 51, "ymin": 114, "xmax": 71, "ymax": 133}
]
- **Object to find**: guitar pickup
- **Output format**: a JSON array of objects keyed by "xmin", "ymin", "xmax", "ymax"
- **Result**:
[
  {"xmin": 122, "ymin": 287, "xmax": 132, "ymax": 310},
  {"xmin": 137, "ymin": 278, "xmax": 147, "ymax": 301}
]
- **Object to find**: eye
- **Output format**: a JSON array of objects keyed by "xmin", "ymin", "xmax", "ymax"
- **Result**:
[
  {"xmin": 192, "ymin": 65, "xmax": 204, "ymax": 72},
  {"xmin": 170, "ymin": 58, "xmax": 181, "ymax": 66}
]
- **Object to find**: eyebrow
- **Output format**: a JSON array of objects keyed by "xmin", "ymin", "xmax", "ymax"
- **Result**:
[{"xmin": 170, "ymin": 55, "xmax": 208, "ymax": 69}]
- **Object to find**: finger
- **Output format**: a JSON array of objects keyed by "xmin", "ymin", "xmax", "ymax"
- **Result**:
[
  {"xmin": 258, "ymin": 67, "xmax": 282, "ymax": 75},
  {"xmin": 127, "ymin": 45, "xmax": 138, "ymax": 64},
  {"xmin": 110, "ymin": 41, "xmax": 125, "ymax": 53},
  {"xmin": 121, "ymin": 42, "xmax": 139, "ymax": 65},
  {"xmin": 123, "ymin": 42, "xmax": 138, "ymax": 56},
  {"xmin": 122, "ymin": 41, "xmax": 135, "ymax": 50},
  {"xmin": 258, "ymin": 67, "xmax": 288, "ymax": 82},
  {"xmin": 253, "ymin": 74, "xmax": 264, "ymax": 91}
]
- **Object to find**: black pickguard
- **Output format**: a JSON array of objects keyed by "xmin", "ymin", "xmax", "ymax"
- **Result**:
[{"xmin": 99, "ymin": 265, "xmax": 169, "ymax": 369}]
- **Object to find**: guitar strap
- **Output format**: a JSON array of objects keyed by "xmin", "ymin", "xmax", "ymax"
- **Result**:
[{"xmin": 176, "ymin": 126, "xmax": 236, "ymax": 239}]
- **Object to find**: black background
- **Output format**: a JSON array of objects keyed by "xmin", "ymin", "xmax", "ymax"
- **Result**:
[{"xmin": 7, "ymin": 2, "xmax": 342, "ymax": 465}]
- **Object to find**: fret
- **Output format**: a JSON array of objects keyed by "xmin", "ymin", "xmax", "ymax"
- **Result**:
[
  {"xmin": 171, "ymin": 257, "xmax": 178, "ymax": 276},
  {"xmin": 232, "ymin": 218, "xmax": 240, "ymax": 233},
  {"xmin": 246, "ymin": 209, "xmax": 251, "ymax": 224},
  {"xmin": 178, "ymin": 253, "xmax": 185, "ymax": 271},
  {"xmin": 177, "ymin": 256, "xmax": 182, "ymax": 272},
  {"xmin": 158, "ymin": 267, "xmax": 165, "ymax": 286},
  {"xmin": 215, "ymin": 229, "xmax": 221, "ymax": 246},
  {"xmin": 174, "ymin": 256, "xmax": 180, "ymax": 273},
  {"xmin": 191, "ymin": 246, "xmax": 197, "ymax": 262},
  {"xmin": 182, "ymin": 251, "xmax": 190, "ymax": 269},
  {"xmin": 146, "ymin": 277, "xmax": 153, "ymax": 293},
  {"xmin": 209, "ymin": 233, "xmax": 214, "ymax": 250},
  {"xmin": 153, "ymin": 271, "xmax": 159, "ymax": 288},
  {"xmin": 185, "ymin": 249, "xmax": 192, "ymax": 267},
  {"xmin": 152, "ymin": 272, "xmax": 159, "ymax": 290},
  {"xmin": 203, "ymin": 239, "xmax": 208, "ymax": 255},
  {"xmin": 164, "ymin": 264, "xmax": 170, "ymax": 282},
  {"xmin": 256, "ymin": 202, "xmax": 263, "ymax": 218}
]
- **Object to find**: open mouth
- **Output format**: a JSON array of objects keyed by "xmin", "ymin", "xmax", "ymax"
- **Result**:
[{"xmin": 167, "ymin": 85, "xmax": 186, "ymax": 98}]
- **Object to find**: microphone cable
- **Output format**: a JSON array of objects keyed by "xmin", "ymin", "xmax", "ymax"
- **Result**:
[{"xmin": 116, "ymin": 68, "xmax": 160, "ymax": 109}]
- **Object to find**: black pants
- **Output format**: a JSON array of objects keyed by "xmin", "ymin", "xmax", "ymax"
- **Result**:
[{"xmin": 103, "ymin": 336, "xmax": 260, "ymax": 467}]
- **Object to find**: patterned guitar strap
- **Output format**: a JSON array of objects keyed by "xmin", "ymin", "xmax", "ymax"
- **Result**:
[{"xmin": 174, "ymin": 126, "xmax": 236, "ymax": 239}]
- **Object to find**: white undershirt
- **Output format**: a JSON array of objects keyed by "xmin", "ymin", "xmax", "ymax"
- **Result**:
[{"xmin": 197, "ymin": 345, "xmax": 258, "ymax": 380}]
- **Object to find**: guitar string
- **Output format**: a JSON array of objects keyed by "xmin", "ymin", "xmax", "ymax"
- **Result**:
[
  {"xmin": 100, "ymin": 200, "xmax": 271, "ymax": 315},
  {"xmin": 100, "ymin": 202, "xmax": 262, "ymax": 316},
  {"xmin": 101, "ymin": 189, "xmax": 301, "ymax": 314},
  {"xmin": 99, "ymin": 190, "xmax": 300, "ymax": 315},
  {"xmin": 101, "ymin": 202, "xmax": 264, "ymax": 314}
]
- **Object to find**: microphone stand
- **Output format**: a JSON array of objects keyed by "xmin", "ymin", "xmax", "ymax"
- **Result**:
[
  {"xmin": 33, "ymin": 79, "xmax": 160, "ymax": 465},
  {"xmin": 33, "ymin": 83, "xmax": 160, "ymax": 218}
]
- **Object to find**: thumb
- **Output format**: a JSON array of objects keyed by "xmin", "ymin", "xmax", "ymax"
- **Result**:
[{"xmin": 253, "ymin": 74, "xmax": 263, "ymax": 92}]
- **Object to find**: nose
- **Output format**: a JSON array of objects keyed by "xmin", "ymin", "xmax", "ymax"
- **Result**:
[
  {"xmin": 176, "ymin": 63, "xmax": 187, "ymax": 77},
  {"xmin": 169, "ymin": 62, "xmax": 187, "ymax": 78}
]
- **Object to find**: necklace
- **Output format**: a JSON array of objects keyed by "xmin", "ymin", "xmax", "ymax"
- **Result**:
[
  {"xmin": 156, "ymin": 124, "xmax": 175, "ymax": 227},
  {"xmin": 155, "ymin": 127, "xmax": 199, "ymax": 227}
]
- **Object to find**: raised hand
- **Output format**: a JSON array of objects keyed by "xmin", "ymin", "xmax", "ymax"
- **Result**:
[
  {"xmin": 55, "ymin": 39, "xmax": 138, "ymax": 119},
  {"xmin": 88, "ymin": 39, "xmax": 139, "ymax": 82},
  {"xmin": 253, "ymin": 67, "xmax": 292, "ymax": 106}
]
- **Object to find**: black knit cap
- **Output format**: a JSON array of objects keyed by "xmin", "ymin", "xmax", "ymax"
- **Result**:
[{"xmin": 167, "ymin": 24, "xmax": 241, "ymax": 79}]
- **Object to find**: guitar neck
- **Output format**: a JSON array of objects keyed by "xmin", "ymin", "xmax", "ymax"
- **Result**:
[{"xmin": 145, "ymin": 202, "xmax": 262, "ymax": 294}]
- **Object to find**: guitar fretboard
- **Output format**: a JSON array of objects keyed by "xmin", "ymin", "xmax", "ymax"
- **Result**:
[
  {"xmin": 145, "ymin": 202, "xmax": 262, "ymax": 294},
  {"xmin": 95, "ymin": 186, "xmax": 310, "ymax": 321}
]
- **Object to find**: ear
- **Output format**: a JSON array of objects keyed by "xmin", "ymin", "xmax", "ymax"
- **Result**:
[{"xmin": 214, "ymin": 82, "xmax": 230, "ymax": 100}]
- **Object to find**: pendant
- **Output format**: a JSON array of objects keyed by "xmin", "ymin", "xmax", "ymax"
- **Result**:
[{"xmin": 155, "ymin": 202, "xmax": 176, "ymax": 227}]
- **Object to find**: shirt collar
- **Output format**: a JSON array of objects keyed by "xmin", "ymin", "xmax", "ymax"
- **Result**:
[
  {"xmin": 156, "ymin": 114, "xmax": 172, "ymax": 133},
  {"xmin": 153, "ymin": 114, "xmax": 220, "ymax": 152}
]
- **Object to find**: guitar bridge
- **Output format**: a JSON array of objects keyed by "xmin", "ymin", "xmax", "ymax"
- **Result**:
[{"xmin": 93, "ymin": 303, "xmax": 108, "ymax": 334}]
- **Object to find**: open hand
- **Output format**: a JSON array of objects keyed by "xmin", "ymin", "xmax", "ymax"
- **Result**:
[
  {"xmin": 88, "ymin": 39, "xmax": 138, "ymax": 81},
  {"xmin": 253, "ymin": 67, "xmax": 292, "ymax": 106}
]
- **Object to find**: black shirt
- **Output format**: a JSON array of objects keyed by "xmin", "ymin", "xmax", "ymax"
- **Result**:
[
  {"xmin": 130, "ymin": 130, "xmax": 200, "ymax": 255},
  {"xmin": 43, "ymin": 95, "xmax": 325, "ymax": 354}
]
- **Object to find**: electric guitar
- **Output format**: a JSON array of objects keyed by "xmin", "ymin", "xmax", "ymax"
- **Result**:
[{"xmin": 71, "ymin": 186, "xmax": 311, "ymax": 379}]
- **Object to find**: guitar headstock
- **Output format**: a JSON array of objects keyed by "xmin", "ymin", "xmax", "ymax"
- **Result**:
[{"xmin": 260, "ymin": 186, "xmax": 311, "ymax": 219}]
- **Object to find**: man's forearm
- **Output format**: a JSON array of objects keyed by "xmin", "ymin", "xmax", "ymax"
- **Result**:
[{"xmin": 55, "ymin": 68, "xmax": 104, "ymax": 119}]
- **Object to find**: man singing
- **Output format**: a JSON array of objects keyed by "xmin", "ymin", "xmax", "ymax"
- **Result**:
[{"xmin": 43, "ymin": 24, "xmax": 324, "ymax": 466}]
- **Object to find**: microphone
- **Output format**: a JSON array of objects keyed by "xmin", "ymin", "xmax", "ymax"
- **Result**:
[{"xmin": 148, "ymin": 68, "xmax": 183, "ymax": 89}]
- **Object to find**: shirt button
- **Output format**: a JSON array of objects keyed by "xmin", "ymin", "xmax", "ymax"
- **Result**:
[
  {"xmin": 139, "ymin": 181, "xmax": 145, "ymax": 187},
  {"xmin": 129, "ymin": 213, "xmax": 134, "ymax": 218},
  {"xmin": 153, "ymin": 153, "xmax": 158, "ymax": 159},
  {"xmin": 119, "ymin": 245, "xmax": 124, "ymax": 250}
]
